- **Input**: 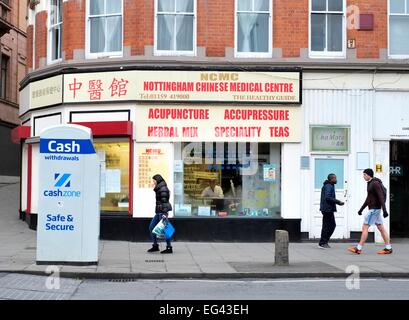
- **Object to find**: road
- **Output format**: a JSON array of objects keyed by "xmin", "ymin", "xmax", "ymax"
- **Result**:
[{"xmin": 1, "ymin": 273, "xmax": 409, "ymax": 300}]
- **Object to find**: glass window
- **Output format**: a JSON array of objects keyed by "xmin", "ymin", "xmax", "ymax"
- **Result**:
[
  {"xmin": 389, "ymin": 0, "xmax": 409, "ymax": 56},
  {"xmin": 310, "ymin": 0, "xmax": 344, "ymax": 55},
  {"xmin": 174, "ymin": 142, "xmax": 281, "ymax": 218},
  {"xmin": 312, "ymin": 0, "xmax": 326, "ymax": 11},
  {"xmin": 390, "ymin": 0, "xmax": 405, "ymax": 14},
  {"xmin": 236, "ymin": 0, "xmax": 271, "ymax": 55},
  {"xmin": 0, "ymin": 55, "xmax": 9, "ymax": 100},
  {"xmin": 328, "ymin": 0, "xmax": 343, "ymax": 12},
  {"xmin": 94, "ymin": 139, "xmax": 130, "ymax": 213},
  {"xmin": 156, "ymin": 0, "xmax": 195, "ymax": 53},
  {"xmin": 88, "ymin": 0, "xmax": 122, "ymax": 55},
  {"xmin": 314, "ymin": 159, "xmax": 344, "ymax": 190},
  {"xmin": 49, "ymin": 0, "xmax": 62, "ymax": 62}
]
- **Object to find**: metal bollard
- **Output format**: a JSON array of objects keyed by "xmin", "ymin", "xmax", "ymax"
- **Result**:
[{"xmin": 274, "ymin": 230, "xmax": 289, "ymax": 266}]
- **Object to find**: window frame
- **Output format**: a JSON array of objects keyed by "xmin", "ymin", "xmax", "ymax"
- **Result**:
[
  {"xmin": 94, "ymin": 137, "xmax": 131, "ymax": 214},
  {"xmin": 388, "ymin": 0, "xmax": 409, "ymax": 59},
  {"xmin": 86, "ymin": 0, "xmax": 124, "ymax": 59},
  {"xmin": 308, "ymin": 0, "xmax": 346, "ymax": 59},
  {"xmin": 0, "ymin": 54, "xmax": 9, "ymax": 100},
  {"xmin": 47, "ymin": 0, "xmax": 63, "ymax": 65},
  {"xmin": 234, "ymin": 0, "xmax": 273, "ymax": 58},
  {"xmin": 154, "ymin": 0, "xmax": 197, "ymax": 56}
]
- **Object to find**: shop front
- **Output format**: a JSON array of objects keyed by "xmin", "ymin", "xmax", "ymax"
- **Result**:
[{"xmin": 15, "ymin": 68, "xmax": 303, "ymax": 241}]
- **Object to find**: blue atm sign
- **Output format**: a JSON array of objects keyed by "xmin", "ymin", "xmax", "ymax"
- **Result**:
[{"xmin": 40, "ymin": 139, "xmax": 96, "ymax": 154}]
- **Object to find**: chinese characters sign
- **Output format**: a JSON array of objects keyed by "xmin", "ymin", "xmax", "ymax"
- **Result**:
[
  {"xmin": 137, "ymin": 147, "xmax": 169, "ymax": 189},
  {"xmin": 25, "ymin": 75, "xmax": 63, "ymax": 113},
  {"xmin": 68, "ymin": 77, "xmax": 129, "ymax": 101},
  {"xmin": 135, "ymin": 105, "xmax": 301, "ymax": 143},
  {"xmin": 310, "ymin": 126, "xmax": 350, "ymax": 153},
  {"xmin": 63, "ymin": 71, "xmax": 300, "ymax": 104}
]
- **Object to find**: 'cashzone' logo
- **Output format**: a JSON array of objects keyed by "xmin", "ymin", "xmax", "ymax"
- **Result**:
[
  {"xmin": 43, "ymin": 173, "xmax": 81, "ymax": 198},
  {"xmin": 54, "ymin": 173, "xmax": 71, "ymax": 187}
]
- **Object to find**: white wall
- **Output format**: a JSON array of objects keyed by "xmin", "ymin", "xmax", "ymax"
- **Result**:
[
  {"xmin": 373, "ymin": 141, "xmax": 390, "ymax": 244},
  {"xmin": 21, "ymin": 144, "xmax": 29, "ymax": 212},
  {"xmin": 281, "ymin": 143, "xmax": 301, "ymax": 220},
  {"xmin": 301, "ymin": 89, "xmax": 374, "ymax": 237},
  {"xmin": 373, "ymin": 91, "xmax": 409, "ymax": 140},
  {"xmin": 30, "ymin": 144, "xmax": 39, "ymax": 214}
]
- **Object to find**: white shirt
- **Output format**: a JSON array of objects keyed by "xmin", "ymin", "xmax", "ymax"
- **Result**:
[{"xmin": 201, "ymin": 185, "xmax": 224, "ymax": 198}]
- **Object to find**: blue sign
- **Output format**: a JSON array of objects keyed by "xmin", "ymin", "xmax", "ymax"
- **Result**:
[
  {"xmin": 40, "ymin": 139, "xmax": 96, "ymax": 154},
  {"xmin": 54, "ymin": 173, "xmax": 71, "ymax": 187},
  {"xmin": 43, "ymin": 173, "xmax": 81, "ymax": 198}
]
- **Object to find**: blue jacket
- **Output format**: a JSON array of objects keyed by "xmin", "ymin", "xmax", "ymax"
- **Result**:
[{"xmin": 320, "ymin": 180, "xmax": 342, "ymax": 213}]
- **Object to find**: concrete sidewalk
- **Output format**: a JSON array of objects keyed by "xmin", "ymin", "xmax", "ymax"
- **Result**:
[{"xmin": 1, "ymin": 179, "xmax": 409, "ymax": 279}]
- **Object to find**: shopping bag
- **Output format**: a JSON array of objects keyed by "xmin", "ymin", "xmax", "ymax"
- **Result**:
[
  {"xmin": 152, "ymin": 219, "xmax": 166, "ymax": 239},
  {"xmin": 164, "ymin": 221, "xmax": 175, "ymax": 239}
]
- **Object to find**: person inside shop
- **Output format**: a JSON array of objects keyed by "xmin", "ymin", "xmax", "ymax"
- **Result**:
[
  {"xmin": 224, "ymin": 177, "xmax": 242, "ymax": 214},
  {"xmin": 201, "ymin": 179, "xmax": 224, "ymax": 199},
  {"xmin": 200, "ymin": 179, "xmax": 224, "ymax": 210}
]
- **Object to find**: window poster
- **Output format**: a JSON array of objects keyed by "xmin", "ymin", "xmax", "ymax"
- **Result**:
[
  {"xmin": 105, "ymin": 169, "xmax": 121, "ymax": 193},
  {"xmin": 263, "ymin": 164, "xmax": 276, "ymax": 182},
  {"xmin": 134, "ymin": 143, "xmax": 173, "ymax": 218},
  {"xmin": 137, "ymin": 146, "xmax": 170, "ymax": 189}
]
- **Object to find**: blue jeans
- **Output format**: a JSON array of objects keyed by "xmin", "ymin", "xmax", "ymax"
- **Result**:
[{"xmin": 149, "ymin": 213, "xmax": 171, "ymax": 247}]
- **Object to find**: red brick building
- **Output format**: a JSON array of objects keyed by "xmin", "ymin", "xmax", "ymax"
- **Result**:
[
  {"xmin": 25, "ymin": 0, "xmax": 407, "ymax": 67},
  {"xmin": 14, "ymin": 0, "xmax": 409, "ymax": 242},
  {"xmin": 0, "ymin": 0, "xmax": 27, "ymax": 176}
]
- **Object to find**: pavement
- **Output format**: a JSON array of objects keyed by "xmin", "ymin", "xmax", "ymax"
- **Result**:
[{"xmin": 1, "ymin": 177, "xmax": 409, "ymax": 280}]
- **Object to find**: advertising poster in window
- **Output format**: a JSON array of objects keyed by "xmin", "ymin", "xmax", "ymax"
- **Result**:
[
  {"xmin": 134, "ymin": 143, "xmax": 174, "ymax": 218},
  {"xmin": 263, "ymin": 164, "xmax": 276, "ymax": 182}
]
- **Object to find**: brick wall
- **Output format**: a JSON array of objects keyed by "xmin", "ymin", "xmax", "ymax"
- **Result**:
[
  {"xmin": 27, "ymin": 25, "xmax": 33, "ymax": 71},
  {"xmin": 198, "ymin": 0, "xmax": 234, "ymax": 57},
  {"xmin": 348, "ymin": 0, "xmax": 388, "ymax": 58},
  {"xmin": 27, "ymin": 0, "xmax": 395, "ymax": 66},
  {"xmin": 274, "ymin": 0, "xmax": 309, "ymax": 57},
  {"xmin": 124, "ymin": 0, "xmax": 154, "ymax": 55},
  {"xmin": 62, "ymin": 0, "xmax": 86, "ymax": 60},
  {"xmin": 34, "ymin": 11, "xmax": 47, "ymax": 68}
]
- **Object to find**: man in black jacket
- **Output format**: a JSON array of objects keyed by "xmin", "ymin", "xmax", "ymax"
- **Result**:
[
  {"xmin": 318, "ymin": 173, "xmax": 344, "ymax": 249},
  {"xmin": 147, "ymin": 174, "xmax": 173, "ymax": 254}
]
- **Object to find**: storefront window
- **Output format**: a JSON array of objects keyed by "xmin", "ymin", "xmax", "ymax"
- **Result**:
[
  {"xmin": 174, "ymin": 142, "xmax": 281, "ymax": 218},
  {"xmin": 94, "ymin": 138, "xmax": 129, "ymax": 212}
]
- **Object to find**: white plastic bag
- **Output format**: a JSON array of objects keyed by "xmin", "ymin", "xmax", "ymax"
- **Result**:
[{"xmin": 152, "ymin": 219, "xmax": 166, "ymax": 239}]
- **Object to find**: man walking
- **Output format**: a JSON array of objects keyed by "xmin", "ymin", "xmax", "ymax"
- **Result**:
[
  {"xmin": 348, "ymin": 168, "xmax": 392, "ymax": 255},
  {"xmin": 318, "ymin": 173, "xmax": 344, "ymax": 249}
]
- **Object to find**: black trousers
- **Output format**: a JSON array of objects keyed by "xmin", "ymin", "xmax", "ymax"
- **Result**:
[{"xmin": 319, "ymin": 211, "xmax": 336, "ymax": 245}]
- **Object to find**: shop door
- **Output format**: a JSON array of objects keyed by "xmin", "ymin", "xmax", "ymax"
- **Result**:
[
  {"xmin": 390, "ymin": 141, "xmax": 409, "ymax": 237},
  {"xmin": 311, "ymin": 157, "xmax": 349, "ymax": 239}
]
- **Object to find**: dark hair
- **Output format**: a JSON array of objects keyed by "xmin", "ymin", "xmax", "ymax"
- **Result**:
[
  {"xmin": 327, "ymin": 173, "xmax": 336, "ymax": 180},
  {"xmin": 152, "ymin": 174, "xmax": 165, "ymax": 184},
  {"xmin": 363, "ymin": 168, "xmax": 374, "ymax": 177}
]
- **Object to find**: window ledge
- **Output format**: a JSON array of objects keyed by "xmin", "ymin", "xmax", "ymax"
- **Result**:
[
  {"xmin": 234, "ymin": 53, "xmax": 273, "ymax": 59},
  {"xmin": 154, "ymin": 50, "xmax": 196, "ymax": 57},
  {"xmin": 0, "ymin": 97, "xmax": 18, "ymax": 108},
  {"xmin": 388, "ymin": 55, "xmax": 409, "ymax": 60},
  {"xmin": 309, "ymin": 52, "xmax": 346, "ymax": 59}
]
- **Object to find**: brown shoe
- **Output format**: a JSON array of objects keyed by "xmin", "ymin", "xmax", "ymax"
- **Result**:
[{"xmin": 347, "ymin": 247, "xmax": 362, "ymax": 254}]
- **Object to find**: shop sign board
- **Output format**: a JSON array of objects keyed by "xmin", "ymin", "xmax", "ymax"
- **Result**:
[
  {"xmin": 135, "ymin": 105, "xmax": 301, "ymax": 142},
  {"xmin": 63, "ymin": 70, "xmax": 301, "ymax": 104},
  {"xmin": 310, "ymin": 126, "xmax": 350, "ymax": 153},
  {"xmin": 36, "ymin": 124, "xmax": 100, "ymax": 265}
]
